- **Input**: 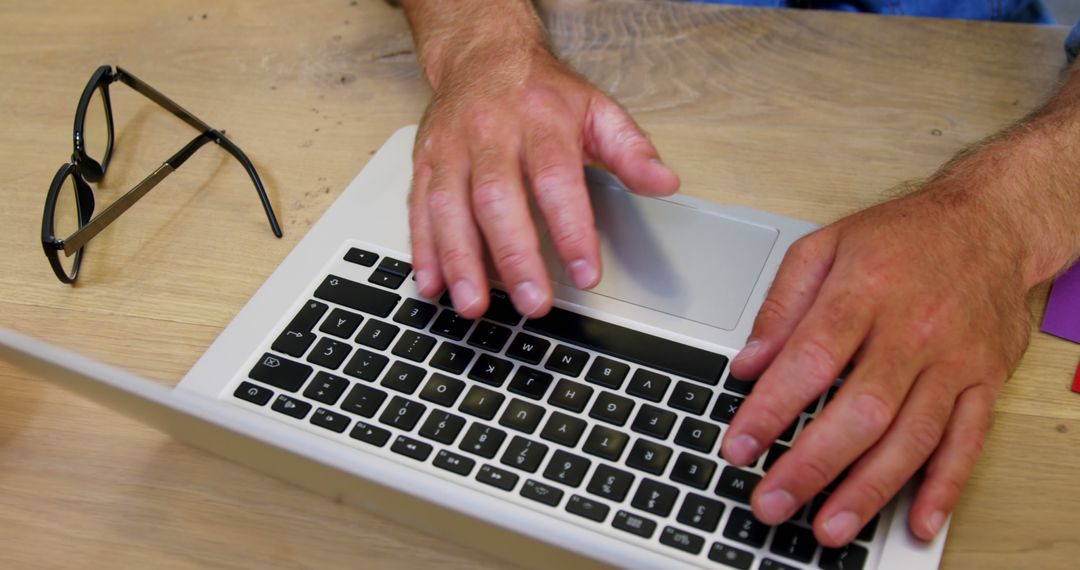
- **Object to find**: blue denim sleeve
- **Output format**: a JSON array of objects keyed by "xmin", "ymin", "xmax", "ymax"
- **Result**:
[{"xmin": 1069, "ymin": 21, "xmax": 1080, "ymax": 62}]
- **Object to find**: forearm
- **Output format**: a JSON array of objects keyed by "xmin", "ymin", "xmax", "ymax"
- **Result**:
[
  {"xmin": 399, "ymin": 0, "xmax": 550, "ymax": 91},
  {"xmin": 924, "ymin": 60, "xmax": 1080, "ymax": 288}
]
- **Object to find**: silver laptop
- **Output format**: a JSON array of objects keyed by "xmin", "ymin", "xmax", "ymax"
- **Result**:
[{"xmin": 0, "ymin": 126, "xmax": 947, "ymax": 569}]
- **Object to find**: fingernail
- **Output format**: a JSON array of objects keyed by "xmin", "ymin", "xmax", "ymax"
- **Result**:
[
  {"xmin": 725, "ymin": 434, "xmax": 761, "ymax": 466},
  {"xmin": 733, "ymin": 340, "xmax": 762, "ymax": 366},
  {"xmin": 452, "ymin": 279, "xmax": 481, "ymax": 314},
  {"xmin": 568, "ymin": 259, "xmax": 598, "ymax": 289},
  {"xmin": 824, "ymin": 511, "xmax": 861, "ymax": 544},
  {"xmin": 927, "ymin": 511, "xmax": 946, "ymax": 536},
  {"xmin": 758, "ymin": 489, "xmax": 796, "ymax": 522},
  {"xmin": 513, "ymin": 281, "xmax": 546, "ymax": 317},
  {"xmin": 415, "ymin": 270, "xmax": 433, "ymax": 294}
]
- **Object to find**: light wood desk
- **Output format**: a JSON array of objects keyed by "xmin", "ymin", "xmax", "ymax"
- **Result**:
[{"xmin": 1, "ymin": 1, "xmax": 1077, "ymax": 568}]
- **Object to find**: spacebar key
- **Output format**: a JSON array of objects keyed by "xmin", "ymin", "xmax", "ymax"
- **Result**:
[
  {"xmin": 524, "ymin": 307, "xmax": 728, "ymax": 385},
  {"xmin": 314, "ymin": 274, "xmax": 401, "ymax": 318}
]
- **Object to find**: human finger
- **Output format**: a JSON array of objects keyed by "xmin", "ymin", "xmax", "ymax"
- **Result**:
[
  {"xmin": 524, "ymin": 120, "xmax": 600, "ymax": 289},
  {"xmin": 469, "ymin": 134, "xmax": 552, "ymax": 317},
  {"xmin": 810, "ymin": 363, "xmax": 957, "ymax": 546},
  {"xmin": 408, "ymin": 161, "xmax": 444, "ymax": 298},
  {"xmin": 907, "ymin": 383, "xmax": 995, "ymax": 541},
  {"xmin": 584, "ymin": 97, "xmax": 680, "ymax": 196},
  {"xmin": 729, "ymin": 232, "xmax": 837, "ymax": 381},
  {"xmin": 722, "ymin": 272, "xmax": 874, "ymax": 470},
  {"xmin": 426, "ymin": 156, "xmax": 489, "ymax": 318}
]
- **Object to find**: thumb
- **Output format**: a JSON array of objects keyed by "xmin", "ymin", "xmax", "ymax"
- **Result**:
[{"xmin": 585, "ymin": 97, "xmax": 680, "ymax": 196}]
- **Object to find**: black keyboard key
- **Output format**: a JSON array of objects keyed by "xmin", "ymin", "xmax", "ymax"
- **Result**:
[
  {"xmin": 505, "ymin": 332, "xmax": 550, "ymax": 365},
  {"xmin": 499, "ymin": 398, "xmax": 546, "ymax": 434},
  {"xmin": 418, "ymin": 373, "xmax": 465, "ymax": 407},
  {"xmin": 349, "ymin": 420, "xmax": 391, "ymax": 447},
  {"xmin": 288, "ymin": 299, "xmax": 329, "ymax": 330},
  {"xmin": 724, "ymin": 507, "xmax": 771, "ymax": 547},
  {"xmin": 612, "ymin": 510, "xmax": 657, "ymax": 539},
  {"xmin": 582, "ymin": 425, "xmax": 630, "ymax": 461},
  {"xmin": 344, "ymin": 247, "xmax": 377, "ymax": 267},
  {"xmin": 368, "ymin": 269, "xmax": 404, "ymax": 289},
  {"xmin": 668, "ymin": 381, "xmax": 712, "ymax": 415},
  {"xmin": 507, "ymin": 367, "xmax": 554, "ymax": 400},
  {"xmin": 675, "ymin": 417, "xmax": 721, "ymax": 453},
  {"xmin": 777, "ymin": 419, "xmax": 800, "ymax": 443},
  {"xmin": 857, "ymin": 514, "xmax": 880, "ymax": 542},
  {"xmin": 589, "ymin": 391, "xmax": 635, "ymax": 426},
  {"xmin": 433, "ymin": 449, "xmax": 476, "ymax": 476},
  {"xmin": 378, "ymin": 396, "xmax": 426, "ymax": 431},
  {"xmin": 271, "ymin": 394, "xmax": 311, "ymax": 419},
  {"xmin": 770, "ymin": 522, "xmax": 817, "ymax": 563},
  {"xmin": 393, "ymin": 298, "xmax": 437, "ymax": 329},
  {"xmin": 544, "ymin": 344, "xmax": 588, "ymax": 377},
  {"xmin": 459, "ymin": 424, "xmax": 507, "ymax": 459},
  {"xmin": 526, "ymin": 307, "xmax": 729, "ymax": 385},
  {"xmin": 419, "ymin": 410, "xmax": 466, "ymax": 444},
  {"xmin": 379, "ymin": 360, "xmax": 427, "ymax": 394},
  {"xmin": 459, "ymin": 385, "xmax": 505, "ymax": 420},
  {"xmin": 586, "ymin": 464, "xmax": 635, "ymax": 502},
  {"xmin": 626, "ymin": 368, "xmax": 671, "ymax": 402},
  {"xmin": 708, "ymin": 542, "xmax": 755, "ymax": 570},
  {"xmin": 391, "ymin": 330, "xmax": 437, "ymax": 362},
  {"xmin": 820, "ymin": 544, "xmax": 869, "ymax": 570},
  {"xmin": 429, "ymin": 309, "xmax": 473, "ymax": 340},
  {"xmin": 631, "ymin": 404, "xmax": 677, "ymax": 439},
  {"xmin": 249, "ymin": 353, "xmax": 312, "ymax": 392},
  {"xmin": 521, "ymin": 479, "xmax": 564, "ymax": 507},
  {"xmin": 355, "ymin": 319, "xmax": 400, "ymax": 350},
  {"xmin": 660, "ymin": 526, "xmax": 705, "ymax": 556},
  {"xmin": 760, "ymin": 559, "xmax": 799, "ymax": 570},
  {"xmin": 315, "ymin": 274, "xmax": 401, "ymax": 318},
  {"xmin": 429, "ymin": 343, "xmax": 475, "ymax": 375},
  {"xmin": 566, "ymin": 495, "xmax": 609, "ymax": 522},
  {"xmin": 677, "ymin": 493, "xmax": 725, "ymax": 533},
  {"xmin": 539, "ymin": 411, "xmax": 587, "ymax": 447},
  {"xmin": 234, "ymin": 381, "xmax": 273, "ymax": 406},
  {"xmin": 377, "ymin": 256, "xmax": 412, "ymax": 277},
  {"xmin": 271, "ymin": 328, "xmax": 317, "ymax": 358},
  {"xmin": 547, "ymin": 378, "xmax": 593, "ymax": 413},
  {"xmin": 468, "ymin": 353, "xmax": 513, "ymax": 386},
  {"xmin": 391, "ymin": 435, "xmax": 433, "ymax": 461},
  {"xmin": 342, "ymin": 348, "xmax": 389, "ymax": 382},
  {"xmin": 711, "ymin": 392, "xmax": 745, "ymax": 424},
  {"xmin": 542, "ymin": 450, "xmax": 591, "ymax": 487},
  {"xmin": 724, "ymin": 374, "xmax": 756, "ymax": 395},
  {"xmin": 483, "ymin": 289, "xmax": 522, "ymax": 326},
  {"xmin": 306, "ymin": 337, "xmax": 352, "ymax": 370},
  {"xmin": 340, "ymin": 383, "xmax": 387, "ymax": 418},
  {"xmin": 476, "ymin": 464, "xmax": 518, "ymax": 491},
  {"xmin": 763, "ymin": 442, "xmax": 790, "ymax": 471},
  {"xmin": 585, "ymin": 356, "xmax": 629, "ymax": 389},
  {"xmin": 670, "ymin": 452, "xmax": 717, "ymax": 490},
  {"xmin": 500, "ymin": 436, "xmax": 549, "ymax": 473},
  {"xmin": 625, "ymin": 439, "xmax": 673, "ymax": 475},
  {"xmin": 632, "ymin": 478, "xmax": 679, "ymax": 516},
  {"xmin": 467, "ymin": 321, "xmax": 512, "ymax": 353},
  {"xmin": 304, "ymin": 372, "xmax": 350, "ymax": 405},
  {"xmin": 319, "ymin": 308, "xmax": 364, "ymax": 339},
  {"xmin": 310, "ymin": 407, "xmax": 350, "ymax": 433},
  {"xmin": 716, "ymin": 466, "xmax": 761, "ymax": 504}
]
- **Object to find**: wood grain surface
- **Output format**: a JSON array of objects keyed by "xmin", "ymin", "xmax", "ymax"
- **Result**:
[{"xmin": 0, "ymin": 1, "xmax": 1077, "ymax": 568}]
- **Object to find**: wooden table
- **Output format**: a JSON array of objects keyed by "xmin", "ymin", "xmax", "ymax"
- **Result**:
[{"xmin": 1, "ymin": 1, "xmax": 1077, "ymax": 568}]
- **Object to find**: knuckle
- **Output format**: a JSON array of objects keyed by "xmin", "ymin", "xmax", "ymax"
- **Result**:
[
  {"xmin": 471, "ymin": 179, "xmax": 513, "ymax": 217},
  {"xmin": 530, "ymin": 161, "xmax": 573, "ymax": 194},
  {"xmin": 426, "ymin": 186, "xmax": 459, "ymax": 218},
  {"xmin": 439, "ymin": 245, "xmax": 474, "ymax": 271},
  {"xmin": 904, "ymin": 414, "xmax": 944, "ymax": 459},
  {"xmin": 549, "ymin": 222, "xmax": 591, "ymax": 254},
  {"xmin": 850, "ymin": 390, "xmax": 894, "ymax": 435},
  {"xmin": 797, "ymin": 455, "xmax": 836, "ymax": 491},
  {"xmin": 755, "ymin": 295, "xmax": 791, "ymax": 329},
  {"xmin": 852, "ymin": 477, "xmax": 894, "ymax": 512},
  {"xmin": 492, "ymin": 243, "xmax": 533, "ymax": 275},
  {"xmin": 797, "ymin": 337, "xmax": 843, "ymax": 383}
]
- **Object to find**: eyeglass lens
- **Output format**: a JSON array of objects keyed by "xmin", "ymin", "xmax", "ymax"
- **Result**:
[
  {"xmin": 83, "ymin": 85, "xmax": 110, "ymax": 168},
  {"xmin": 53, "ymin": 172, "xmax": 82, "ymax": 278}
]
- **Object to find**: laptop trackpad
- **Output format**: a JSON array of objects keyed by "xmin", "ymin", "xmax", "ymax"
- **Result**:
[{"xmin": 542, "ymin": 175, "xmax": 780, "ymax": 331}]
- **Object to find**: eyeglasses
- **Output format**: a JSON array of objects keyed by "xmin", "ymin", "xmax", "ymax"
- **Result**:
[{"xmin": 41, "ymin": 65, "xmax": 282, "ymax": 284}]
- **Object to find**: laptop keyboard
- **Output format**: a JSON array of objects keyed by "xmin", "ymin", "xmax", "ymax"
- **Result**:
[{"xmin": 230, "ymin": 243, "xmax": 886, "ymax": 570}]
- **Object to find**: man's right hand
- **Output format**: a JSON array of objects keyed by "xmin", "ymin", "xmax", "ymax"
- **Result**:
[{"xmin": 401, "ymin": 0, "xmax": 680, "ymax": 319}]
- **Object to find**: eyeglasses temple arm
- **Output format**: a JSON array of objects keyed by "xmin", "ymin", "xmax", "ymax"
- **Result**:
[
  {"xmin": 113, "ymin": 67, "xmax": 212, "ymax": 134},
  {"xmin": 210, "ymin": 131, "xmax": 284, "ymax": 238}
]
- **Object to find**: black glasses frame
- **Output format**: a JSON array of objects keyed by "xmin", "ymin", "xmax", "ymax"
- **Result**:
[{"xmin": 41, "ymin": 65, "xmax": 282, "ymax": 283}]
